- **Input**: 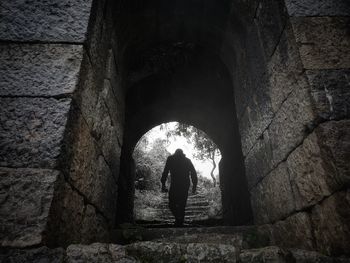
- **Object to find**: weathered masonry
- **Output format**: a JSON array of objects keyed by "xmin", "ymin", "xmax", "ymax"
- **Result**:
[{"xmin": 0, "ymin": 0, "xmax": 349, "ymax": 257}]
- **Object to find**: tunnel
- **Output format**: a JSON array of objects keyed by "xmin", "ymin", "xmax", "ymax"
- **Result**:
[
  {"xmin": 1, "ymin": 0, "xmax": 349, "ymax": 257},
  {"xmin": 116, "ymin": 43, "xmax": 252, "ymax": 226}
]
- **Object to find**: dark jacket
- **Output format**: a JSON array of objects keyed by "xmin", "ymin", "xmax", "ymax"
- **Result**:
[{"xmin": 161, "ymin": 152, "xmax": 198, "ymax": 191}]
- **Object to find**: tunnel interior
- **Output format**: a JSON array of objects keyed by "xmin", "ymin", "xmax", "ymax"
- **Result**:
[
  {"xmin": 1, "ymin": 0, "xmax": 349, "ymax": 256},
  {"xmin": 116, "ymin": 41, "xmax": 253, "ymax": 225},
  {"xmin": 112, "ymin": 0, "xmax": 255, "ymax": 227}
]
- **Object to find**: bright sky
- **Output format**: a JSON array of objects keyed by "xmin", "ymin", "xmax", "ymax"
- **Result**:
[{"xmin": 138, "ymin": 122, "xmax": 221, "ymax": 179}]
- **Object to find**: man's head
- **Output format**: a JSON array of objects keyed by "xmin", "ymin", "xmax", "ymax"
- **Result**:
[{"xmin": 174, "ymin": 149, "xmax": 184, "ymax": 156}]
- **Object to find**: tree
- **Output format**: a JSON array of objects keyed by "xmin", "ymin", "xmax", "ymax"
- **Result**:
[
  {"xmin": 166, "ymin": 123, "xmax": 220, "ymax": 187},
  {"xmin": 133, "ymin": 137, "xmax": 170, "ymax": 191}
]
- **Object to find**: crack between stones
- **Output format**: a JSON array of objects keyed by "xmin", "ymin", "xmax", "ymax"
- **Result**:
[
  {"xmin": 243, "ymin": 78, "xmax": 297, "ymax": 159},
  {"xmin": 62, "ymin": 171, "xmax": 111, "ymax": 224},
  {"xmin": 248, "ymin": 118, "xmax": 330, "ymax": 192},
  {"xmin": 238, "ymin": 22, "xmax": 291, "ymax": 153},
  {"xmin": 74, "ymin": 104, "xmax": 120, "ymax": 186},
  {"xmin": 263, "ymin": 185, "xmax": 349, "ymax": 226}
]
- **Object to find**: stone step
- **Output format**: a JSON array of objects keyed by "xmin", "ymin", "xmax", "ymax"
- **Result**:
[
  {"xmin": 111, "ymin": 226, "xmax": 261, "ymax": 246},
  {"xmin": 155, "ymin": 209, "xmax": 209, "ymax": 216},
  {"xmin": 125, "ymin": 241, "xmax": 237, "ymax": 262},
  {"xmin": 3, "ymin": 242, "xmax": 349, "ymax": 263},
  {"xmin": 158, "ymin": 201, "xmax": 209, "ymax": 208}
]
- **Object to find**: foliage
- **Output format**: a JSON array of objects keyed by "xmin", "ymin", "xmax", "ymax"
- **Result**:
[
  {"xmin": 133, "ymin": 137, "xmax": 170, "ymax": 191},
  {"xmin": 197, "ymin": 175, "xmax": 222, "ymax": 218},
  {"xmin": 134, "ymin": 189, "xmax": 164, "ymax": 221},
  {"xmin": 165, "ymin": 123, "xmax": 220, "ymax": 186}
]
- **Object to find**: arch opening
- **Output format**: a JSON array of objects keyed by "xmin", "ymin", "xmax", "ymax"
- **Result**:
[
  {"xmin": 115, "ymin": 45, "xmax": 253, "ymax": 227},
  {"xmin": 133, "ymin": 122, "xmax": 223, "ymax": 226}
]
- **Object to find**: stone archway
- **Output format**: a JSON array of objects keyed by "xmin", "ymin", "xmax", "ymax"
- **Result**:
[
  {"xmin": 0, "ymin": 0, "xmax": 349, "ymax": 256},
  {"xmin": 116, "ymin": 46, "xmax": 252, "ymax": 226}
]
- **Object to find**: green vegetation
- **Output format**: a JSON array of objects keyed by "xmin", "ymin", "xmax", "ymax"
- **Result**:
[{"xmin": 164, "ymin": 123, "xmax": 220, "ymax": 187}]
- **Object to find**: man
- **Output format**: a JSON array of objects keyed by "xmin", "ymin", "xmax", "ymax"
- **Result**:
[{"xmin": 161, "ymin": 149, "xmax": 198, "ymax": 226}]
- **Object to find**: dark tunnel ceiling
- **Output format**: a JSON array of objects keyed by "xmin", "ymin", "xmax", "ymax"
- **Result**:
[{"xmin": 116, "ymin": 0, "xmax": 248, "ymax": 85}]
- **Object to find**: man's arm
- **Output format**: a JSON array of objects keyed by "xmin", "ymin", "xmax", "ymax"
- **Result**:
[{"xmin": 189, "ymin": 160, "xmax": 198, "ymax": 194}]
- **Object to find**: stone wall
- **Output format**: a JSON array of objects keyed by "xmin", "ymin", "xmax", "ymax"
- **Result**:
[
  {"xmin": 234, "ymin": 0, "xmax": 350, "ymax": 256},
  {"xmin": 0, "ymin": 0, "xmax": 125, "ymax": 247}
]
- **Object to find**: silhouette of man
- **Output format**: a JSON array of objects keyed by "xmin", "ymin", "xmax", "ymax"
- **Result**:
[{"xmin": 161, "ymin": 149, "xmax": 198, "ymax": 226}]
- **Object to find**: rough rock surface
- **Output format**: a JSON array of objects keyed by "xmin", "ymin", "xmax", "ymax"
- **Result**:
[
  {"xmin": 0, "ymin": 246, "xmax": 65, "ymax": 263},
  {"xmin": 307, "ymin": 69, "xmax": 350, "ymax": 121},
  {"xmin": 311, "ymin": 189, "xmax": 350, "ymax": 256},
  {"xmin": 250, "ymin": 162, "xmax": 295, "ymax": 224},
  {"xmin": 315, "ymin": 120, "xmax": 350, "ymax": 190},
  {"xmin": 267, "ymin": 85, "xmax": 315, "ymax": 168},
  {"xmin": 266, "ymin": 22, "xmax": 307, "ymax": 113},
  {"xmin": 285, "ymin": 0, "xmax": 350, "ymax": 16},
  {"xmin": 0, "ymin": 0, "xmax": 93, "ymax": 42},
  {"xmin": 255, "ymin": 0, "xmax": 287, "ymax": 58},
  {"xmin": 66, "ymin": 112, "xmax": 117, "ymax": 222},
  {"xmin": 287, "ymin": 120, "xmax": 350, "ymax": 211},
  {"xmin": 126, "ymin": 241, "xmax": 238, "ymax": 263},
  {"xmin": 291, "ymin": 17, "xmax": 350, "ymax": 70},
  {"xmin": 272, "ymin": 212, "xmax": 315, "ymax": 251},
  {"xmin": 0, "ymin": 44, "xmax": 83, "ymax": 97},
  {"xmin": 66, "ymin": 243, "xmax": 138, "ymax": 263},
  {"xmin": 0, "ymin": 98, "xmax": 72, "ymax": 168},
  {"xmin": 0, "ymin": 168, "xmax": 59, "ymax": 247},
  {"xmin": 287, "ymin": 132, "xmax": 332, "ymax": 211},
  {"xmin": 240, "ymin": 246, "xmax": 294, "ymax": 263}
]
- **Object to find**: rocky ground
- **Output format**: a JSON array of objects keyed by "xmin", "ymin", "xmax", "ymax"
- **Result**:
[{"xmin": 2, "ymin": 225, "xmax": 350, "ymax": 262}]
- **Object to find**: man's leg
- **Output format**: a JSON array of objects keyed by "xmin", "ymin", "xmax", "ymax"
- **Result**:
[{"xmin": 175, "ymin": 189, "xmax": 188, "ymax": 226}]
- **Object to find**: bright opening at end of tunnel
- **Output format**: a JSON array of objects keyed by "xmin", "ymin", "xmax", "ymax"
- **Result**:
[{"xmin": 134, "ymin": 122, "xmax": 222, "ymax": 180}]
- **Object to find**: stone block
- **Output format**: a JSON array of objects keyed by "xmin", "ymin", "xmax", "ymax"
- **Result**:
[
  {"xmin": 0, "ymin": 44, "xmax": 83, "ymax": 97},
  {"xmin": 55, "ymin": 182, "xmax": 85, "ymax": 246},
  {"xmin": 77, "ymin": 55, "xmax": 100, "ymax": 130},
  {"xmin": 268, "ymin": 86, "xmax": 315, "ymax": 167},
  {"xmin": 311, "ymin": 189, "xmax": 350, "ymax": 256},
  {"xmin": 0, "ymin": 98, "xmax": 72, "ymax": 168},
  {"xmin": 255, "ymin": 0, "xmax": 288, "ymax": 58},
  {"xmin": 66, "ymin": 243, "xmax": 135, "ymax": 263},
  {"xmin": 235, "ymin": 24, "xmax": 267, "ymax": 119},
  {"xmin": 239, "ymin": 75, "xmax": 275, "ymax": 156},
  {"xmin": 285, "ymin": 0, "xmax": 350, "ymax": 16},
  {"xmin": 126, "ymin": 241, "xmax": 238, "ymax": 263},
  {"xmin": 0, "ymin": 246, "xmax": 65, "ymax": 263},
  {"xmin": 80, "ymin": 205, "xmax": 109, "ymax": 244},
  {"xmin": 85, "ymin": 0, "xmax": 110, "ymax": 73},
  {"xmin": 316, "ymin": 120, "xmax": 350, "ymax": 190},
  {"xmin": 267, "ymin": 22, "xmax": 308, "ymax": 112},
  {"xmin": 287, "ymin": 132, "xmax": 332, "ymax": 211},
  {"xmin": 0, "ymin": 0, "xmax": 93, "ymax": 42},
  {"xmin": 68, "ymin": 113, "xmax": 117, "ymax": 222},
  {"xmin": 290, "ymin": 249, "xmax": 341, "ymax": 263},
  {"xmin": 105, "ymin": 51, "xmax": 125, "ymax": 121},
  {"xmin": 279, "ymin": 120, "xmax": 350, "ymax": 212},
  {"xmin": 244, "ymin": 130, "xmax": 273, "ymax": 189},
  {"xmin": 0, "ymin": 168, "xmax": 59, "ymax": 247},
  {"xmin": 307, "ymin": 69, "xmax": 350, "ymax": 121},
  {"xmin": 272, "ymin": 212, "xmax": 315, "ymax": 251},
  {"xmin": 291, "ymin": 17, "xmax": 350, "ymax": 70},
  {"xmin": 100, "ymin": 80, "xmax": 124, "ymax": 148},
  {"xmin": 250, "ymin": 162, "xmax": 295, "ymax": 224},
  {"xmin": 240, "ymin": 246, "xmax": 294, "ymax": 263}
]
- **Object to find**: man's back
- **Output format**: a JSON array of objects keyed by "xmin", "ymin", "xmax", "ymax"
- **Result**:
[
  {"xmin": 166, "ymin": 154, "xmax": 193, "ymax": 185},
  {"xmin": 161, "ymin": 149, "xmax": 197, "ymax": 190}
]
